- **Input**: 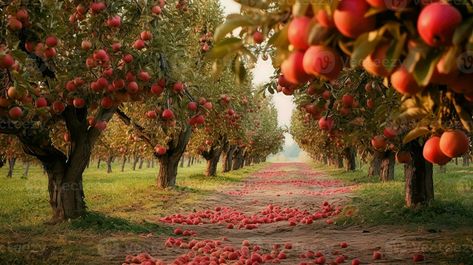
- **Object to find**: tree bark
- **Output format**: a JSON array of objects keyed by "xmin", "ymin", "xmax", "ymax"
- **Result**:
[
  {"xmin": 232, "ymin": 148, "xmax": 245, "ymax": 170},
  {"xmin": 187, "ymin": 156, "xmax": 192, "ymax": 167},
  {"xmin": 106, "ymin": 155, "xmax": 113, "ymax": 174},
  {"xmin": 463, "ymin": 154, "xmax": 470, "ymax": 166},
  {"xmin": 22, "ymin": 161, "xmax": 30, "ymax": 179},
  {"xmin": 156, "ymin": 126, "xmax": 192, "ymax": 189},
  {"xmin": 203, "ymin": 146, "xmax": 223, "ymax": 177},
  {"xmin": 96, "ymin": 158, "xmax": 101, "ymax": 169},
  {"xmin": 368, "ymin": 151, "xmax": 382, "ymax": 178},
  {"xmin": 223, "ymin": 145, "xmax": 237, "ymax": 172},
  {"xmin": 132, "ymin": 156, "xmax": 139, "ymax": 171},
  {"xmin": 121, "ymin": 156, "xmax": 127, "ymax": 172},
  {"xmin": 138, "ymin": 157, "xmax": 144, "ymax": 169},
  {"xmin": 439, "ymin": 165, "xmax": 446, "ymax": 173},
  {"xmin": 337, "ymin": 155, "xmax": 344, "ymax": 169},
  {"xmin": 180, "ymin": 155, "xmax": 185, "ymax": 168},
  {"xmin": 343, "ymin": 147, "xmax": 356, "ymax": 172},
  {"xmin": 380, "ymin": 150, "xmax": 395, "ymax": 182},
  {"xmin": 6, "ymin": 157, "xmax": 16, "ymax": 178},
  {"xmin": 147, "ymin": 160, "xmax": 151, "ymax": 168},
  {"xmin": 404, "ymin": 140, "xmax": 434, "ymax": 208}
]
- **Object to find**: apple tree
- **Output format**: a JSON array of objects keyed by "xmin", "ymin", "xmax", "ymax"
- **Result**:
[{"xmin": 212, "ymin": 1, "xmax": 473, "ymax": 207}]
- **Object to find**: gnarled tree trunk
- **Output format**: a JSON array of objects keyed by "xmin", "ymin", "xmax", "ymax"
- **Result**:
[
  {"xmin": 404, "ymin": 140, "xmax": 434, "ymax": 208},
  {"xmin": 203, "ymin": 146, "xmax": 223, "ymax": 177},
  {"xmin": 222, "ymin": 145, "xmax": 237, "ymax": 172},
  {"xmin": 121, "ymin": 156, "xmax": 127, "ymax": 172},
  {"xmin": 232, "ymin": 148, "xmax": 244, "ymax": 170},
  {"xmin": 368, "ymin": 151, "xmax": 382, "ymax": 178},
  {"xmin": 96, "ymin": 158, "xmax": 101, "ymax": 169},
  {"xmin": 132, "ymin": 156, "xmax": 139, "ymax": 171},
  {"xmin": 343, "ymin": 147, "xmax": 356, "ymax": 172},
  {"xmin": 22, "ymin": 161, "xmax": 30, "ymax": 178},
  {"xmin": 106, "ymin": 155, "xmax": 113, "ymax": 173},
  {"xmin": 6, "ymin": 157, "xmax": 16, "ymax": 178},
  {"xmin": 157, "ymin": 126, "xmax": 192, "ymax": 189},
  {"xmin": 380, "ymin": 150, "xmax": 395, "ymax": 182}
]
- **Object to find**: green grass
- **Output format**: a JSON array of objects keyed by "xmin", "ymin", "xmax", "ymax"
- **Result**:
[
  {"xmin": 313, "ymin": 161, "xmax": 473, "ymax": 228},
  {"xmin": 0, "ymin": 160, "xmax": 266, "ymax": 265}
]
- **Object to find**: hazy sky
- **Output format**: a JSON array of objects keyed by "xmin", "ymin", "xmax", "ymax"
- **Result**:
[{"xmin": 219, "ymin": 1, "xmax": 296, "ymax": 146}]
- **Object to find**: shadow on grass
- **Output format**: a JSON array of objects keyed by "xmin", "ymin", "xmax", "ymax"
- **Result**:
[
  {"xmin": 187, "ymin": 173, "xmax": 242, "ymax": 183},
  {"xmin": 70, "ymin": 211, "xmax": 172, "ymax": 234}
]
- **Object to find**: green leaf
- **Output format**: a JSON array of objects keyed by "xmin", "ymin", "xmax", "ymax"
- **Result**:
[
  {"xmin": 293, "ymin": 0, "xmax": 309, "ymax": 17},
  {"xmin": 403, "ymin": 127, "xmax": 430, "ymax": 144},
  {"xmin": 268, "ymin": 25, "xmax": 289, "ymax": 48},
  {"xmin": 453, "ymin": 96, "xmax": 473, "ymax": 132},
  {"xmin": 214, "ymin": 15, "xmax": 255, "ymax": 42},
  {"xmin": 384, "ymin": 33, "xmax": 406, "ymax": 72},
  {"xmin": 437, "ymin": 46, "xmax": 460, "ymax": 74},
  {"xmin": 208, "ymin": 38, "xmax": 243, "ymax": 59},
  {"xmin": 412, "ymin": 50, "xmax": 441, "ymax": 87},
  {"xmin": 350, "ymin": 30, "xmax": 383, "ymax": 68},
  {"xmin": 453, "ymin": 17, "xmax": 473, "ymax": 45}
]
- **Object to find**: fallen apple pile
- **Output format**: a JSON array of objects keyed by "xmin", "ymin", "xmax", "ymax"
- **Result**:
[
  {"xmin": 122, "ymin": 238, "xmax": 381, "ymax": 265},
  {"xmin": 160, "ymin": 202, "xmax": 341, "ymax": 229}
]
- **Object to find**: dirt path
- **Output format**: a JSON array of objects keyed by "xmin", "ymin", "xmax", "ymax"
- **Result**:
[{"xmin": 118, "ymin": 163, "xmax": 455, "ymax": 264}]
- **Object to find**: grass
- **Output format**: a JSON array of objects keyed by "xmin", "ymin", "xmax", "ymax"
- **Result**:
[
  {"xmin": 0, "ymin": 160, "xmax": 267, "ymax": 265},
  {"xmin": 314, "ymin": 161, "xmax": 473, "ymax": 264}
]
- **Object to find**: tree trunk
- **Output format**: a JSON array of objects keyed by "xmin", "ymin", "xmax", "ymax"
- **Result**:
[
  {"xmin": 222, "ymin": 145, "xmax": 237, "ymax": 172},
  {"xmin": 232, "ymin": 148, "xmax": 244, "ymax": 170},
  {"xmin": 147, "ymin": 160, "xmax": 151, "ymax": 168},
  {"xmin": 106, "ymin": 155, "xmax": 113, "ymax": 174},
  {"xmin": 180, "ymin": 155, "xmax": 185, "ymax": 168},
  {"xmin": 157, "ymin": 155, "xmax": 180, "ymax": 188},
  {"xmin": 97, "ymin": 159, "xmax": 101, "ymax": 169},
  {"xmin": 132, "ymin": 156, "xmax": 139, "ymax": 171},
  {"xmin": 337, "ymin": 156, "xmax": 344, "ymax": 169},
  {"xmin": 156, "ymin": 126, "xmax": 192, "ymax": 189},
  {"xmin": 138, "ymin": 157, "xmax": 144, "ymax": 169},
  {"xmin": 191, "ymin": 156, "xmax": 194, "ymax": 166},
  {"xmin": 22, "ymin": 161, "xmax": 30, "ymax": 179},
  {"xmin": 6, "ymin": 157, "xmax": 16, "ymax": 178},
  {"xmin": 152, "ymin": 159, "xmax": 155, "ymax": 168},
  {"xmin": 121, "ymin": 156, "xmax": 127, "ymax": 172},
  {"xmin": 368, "ymin": 151, "xmax": 382, "ymax": 178},
  {"xmin": 343, "ymin": 147, "xmax": 356, "ymax": 172},
  {"xmin": 206, "ymin": 153, "xmax": 220, "ymax": 177},
  {"xmin": 187, "ymin": 156, "xmax": 192, "ymax": 167},
  {"xmin": 455, "ymin": 157, "xmax": 458, "ymax": 165},
  {"xmin": 404, "ymin": 140, "xmax": 434, "ymax": 208},
  {"xmin": 380, "ymin": 150, "xmax": 395, "ymax": 182},
  {"xmin": 439, "ymin": 165, "xmax": 446, "ymax": 173},
  {"xmin": 463, "ymin": 154, "xmax": 470, "ymax": 166}
]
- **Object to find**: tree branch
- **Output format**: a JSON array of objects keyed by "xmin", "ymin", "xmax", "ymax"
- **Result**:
[{"xmin": 116, "ymin": 107, "xmax": 156, "ymax": 148}]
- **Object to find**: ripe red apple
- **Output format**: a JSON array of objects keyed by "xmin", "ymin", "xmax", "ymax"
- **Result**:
[
  {"xmin": 413, "ymin": 253, "xmax": 425, "ymax": 262},
  {"xmin": 303, "ymin": 45, "xmax": 343, "ymax": 81},
  {"xmin": 366, "ymin": 98, "xmax": 374, "ymax": 109},
  {"xmin": 7, "ymin": 86, "xmax": 21, "ymax": 99},
  {"xmin": 150, "ymin": 83, "xmax": 164, "ymax": 96},
  {"xmin": 100, "ymin": 97, "xmax": 113, "ymax": 109},
  {"xmin": 351, "ymin": 258, "xmax": 361, "ymax": 265},
  {"xmin": 127, "ymin": 81, "xmax": 139, "ymax": 93},
  {"xmin": 253, "ymin": 31, "xmax": 264, "ymax": 44},
  {"xmin": 371, "ymin": 135, "xmax": 387, "ymax": 150},
  {"xmin": 322, "ymin": 90, "xmax": 331, "ymax": 100},
  {"xmin": 44, "ymin": 47, "xmax": 57, "ymax": 58},
  {"xmin": 391, "ymin": 66, "xmax": 423, "ymax": 95},
  {"xmin": 123, "ymin": 54, "xmax": 133, "ymax": 63},
  {"xmin": 146, "ymin": 110, "xmax": 157, "ymax": 119},
  {"xmin": 107, "ymin": 16, "xmax": 121, "ymax": 27},
  {"xmin": 334, "ymin": 0, "xmax": 376, "ymax": 38},
  {"xmin": 73, "ymin": 98, "xmax": 86, "ymax": 108},
  {"xmin": 90, "ymin": 2, "xmax": 106, "ymax": 13},
  {"xmin": 383, "ymin": 127, "xmax": 397, "ymax": 139},
  {"xmin": 16, "ymin": 9, "xmax": 29, "ymax": 22},
  {"xmin": 316, "ymin": 9, "xmax": 334, "ymax": 28},
  {"xmin": 152, "ymin": 5, "xmax": 162, "ymax": 15},
  {"xmin": 319, "ymin": 117, "xmax": 334, "ymax": 131},
  {"xmin": 203, "ymin": 102, "xmax": 213, "ymax": 110},
  {"xmin": 417, "ymin": 3, "xmax": 462, "ymax": 47},
  {"xmin": 133, "ymin": 39, "xmax": 145, "ymax": 50},
  {"xmin": 188, "ymin": 102, "xmax": 198, "ymax": 111},
  {"xmin": 140, "ymin": 31, "xmax": 152, "ymax": 41},
  {"xmin": 35, "ymin": 97, "xmax": 48, "ymax": 108},
  {"xmin": 372, "ymin": 251, "xmax": 382, "ymax": 260},
  {"xmin": 138, "ymin": 71, "xmax": 151, "ymax": 82},
  {"xmin": 281, "ymin": 51, "xmax": 312, "ymax": 85},
  {"xmin": 315, "ymin": 256, "xmax": 326, "ymax": 264},
  {"xmin": 288, "ymin": 16, "xmax": 312, "ymax": 50},
  {"xmin": 52, "ymin": 101, "xmax": 65, "ymax": 114},
  {"xmin": 162, "ymin": 109, "xmax": 174, "ymax": 120},
  {"xmin": 173, "ymin": 82, "xmax": 184, "ymax": 93},
  {"xmin": 94, "ymin": 49, "xmax": 108, "ymax": 61},
  {"xmin": 45, "ymin": 36, "xmax": 58, "ymax": 47},
  {"xmin": 95, "ymin": 120, "xmax": 107, "ymax": 131},
  {"xmin": 439, "ymin": 130, "xmax": 469, "ymax": 158},
  {"xmin": 0, "ymin": 54, "xmax": 15, "ymax": 69},
  {"xmin": 64, "ymin": 133, "xmax": 70, "ymax": 142},
  {"xmin": 8, "ymin": 106, "xmax": 23, "ymax": 120},
  {"xmin": 423, "ymin": 136, "xmax": 451, "ymax": 165},
  {"xmin": 8, "ymin": 17, "xmax": 22, "ymax": 30},
  {"xmin": 342, "ymin": 94, "xmax": 353, "ymax": 107}
]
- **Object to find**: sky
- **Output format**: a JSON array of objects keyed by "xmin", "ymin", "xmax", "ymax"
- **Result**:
[{"xmin": 219, "ymin": 0, "xmax": 296, "ymax": 147}]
